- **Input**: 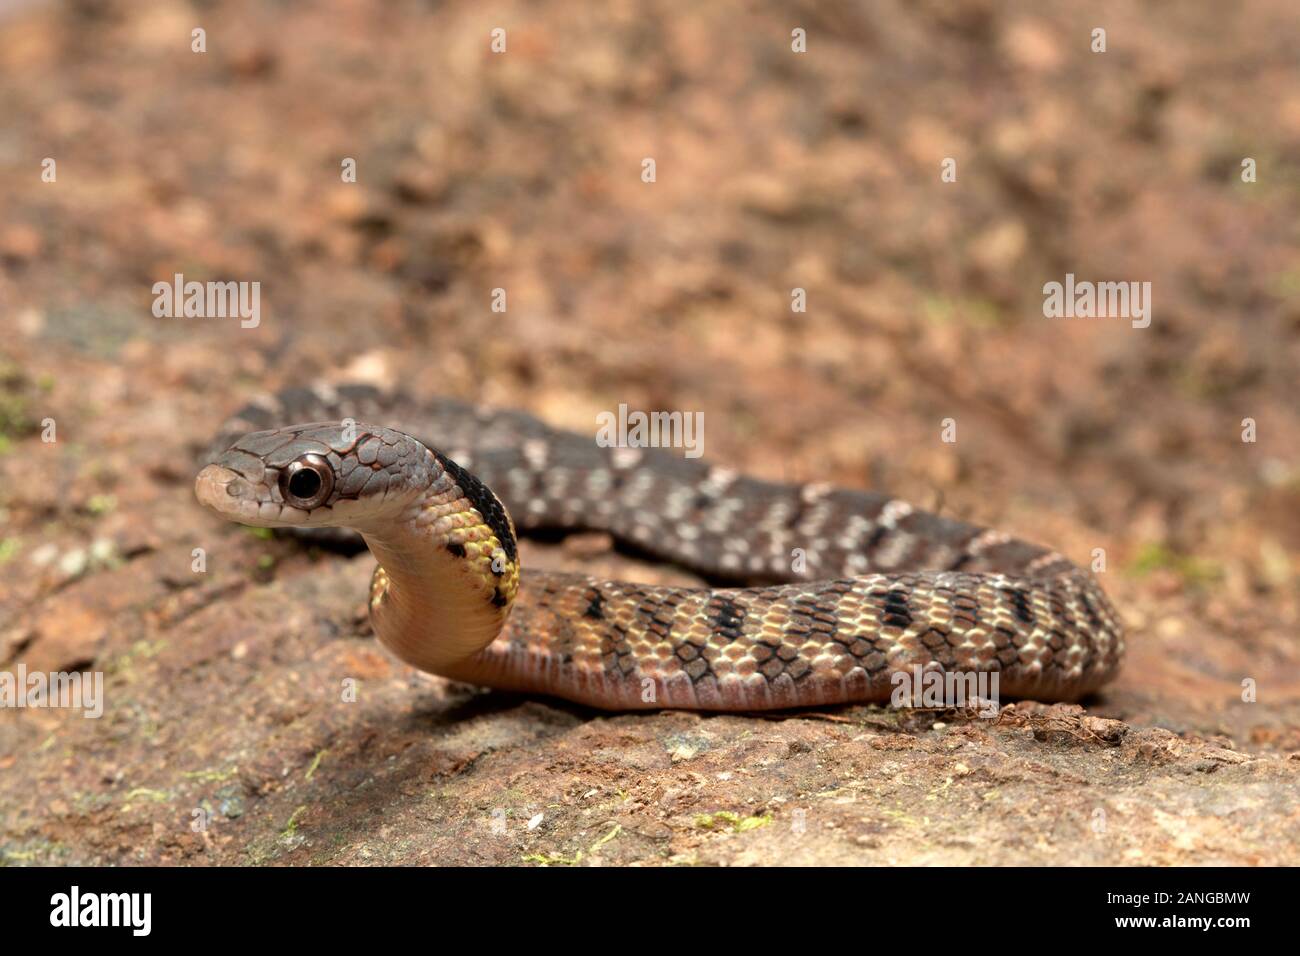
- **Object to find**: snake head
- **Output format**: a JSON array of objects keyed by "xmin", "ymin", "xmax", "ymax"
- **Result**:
[{"xmin": 195, "ymin": 421, "xmax": 436, "ymax": 531}]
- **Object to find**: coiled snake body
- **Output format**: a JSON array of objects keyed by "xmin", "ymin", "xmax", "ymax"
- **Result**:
[{"xmin": 196, "ymin": 384, "xmax": 1123, "ymax": 710}]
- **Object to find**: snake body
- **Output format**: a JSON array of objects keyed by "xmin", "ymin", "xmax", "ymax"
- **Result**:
[{"xmin": 196, "ymin": 384, "xmax": 1124, "ymax": 710}]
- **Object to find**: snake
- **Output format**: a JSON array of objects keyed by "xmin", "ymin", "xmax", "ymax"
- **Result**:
[{"xmin": 194, "ymin": 383, "xmax": 1124, "ymax": 711}]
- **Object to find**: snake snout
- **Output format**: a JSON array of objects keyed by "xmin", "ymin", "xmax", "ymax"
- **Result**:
[{"xmin": 195, "ymin": 464, "xmax": 253, "ymax": 513}]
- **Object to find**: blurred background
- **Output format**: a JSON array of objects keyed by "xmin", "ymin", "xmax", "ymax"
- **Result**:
[{"xmin": 0, "ymin": 0, "xmax": 1297, "ymax": 864}]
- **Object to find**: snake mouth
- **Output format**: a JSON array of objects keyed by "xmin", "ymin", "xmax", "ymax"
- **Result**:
[{"xmin": 195, "ymin": 463, "xmax": 310, "ymax": 526}]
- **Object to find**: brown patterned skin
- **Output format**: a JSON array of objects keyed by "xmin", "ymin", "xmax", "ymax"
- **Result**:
[{"xmin": 199, "ymin": 386, "xmax": 1125, "ymax": 710}]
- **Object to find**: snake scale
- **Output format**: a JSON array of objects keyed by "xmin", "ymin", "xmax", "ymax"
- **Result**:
[{"xmin": 195, "ymin": 383, "xmax": 1124, "ymax": 710}]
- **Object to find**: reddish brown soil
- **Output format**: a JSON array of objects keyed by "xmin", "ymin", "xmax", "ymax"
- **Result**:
[{"xmin": 0, "ymin": 0, "xmax": 1297, "ymax": 865}]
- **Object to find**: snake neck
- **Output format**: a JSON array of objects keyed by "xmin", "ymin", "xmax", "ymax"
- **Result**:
[{"xmin": 360, "ymin": 451, "xmax": 521, "ymax": 677}]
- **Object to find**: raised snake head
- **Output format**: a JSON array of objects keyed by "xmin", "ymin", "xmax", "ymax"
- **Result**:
[{"xmin": 195, "ymin": 421, "xmax": 436, "ymax": 531}]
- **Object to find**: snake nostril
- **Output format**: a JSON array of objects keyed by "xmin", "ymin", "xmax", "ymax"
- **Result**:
[{"xmin": 226, "ymin": 477, "xmax": 250, "ymax": 498}]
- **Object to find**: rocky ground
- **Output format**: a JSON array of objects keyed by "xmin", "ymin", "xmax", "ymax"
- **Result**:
[{"xmin": 0, "ymin": 0, "xmax": 1297, "ymax": 865}]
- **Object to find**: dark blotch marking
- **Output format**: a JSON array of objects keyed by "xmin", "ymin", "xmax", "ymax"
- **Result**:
[
  {"xmin": 446, "ymin": 541, "xmax": 467, "ymax": 558},
  {"xmin": 707, "ymin": 594, "xmax": 747, "ymax": 644},
  {"xmin": 602, "ymin": 620, "xmax": 639, "ymax": 678},
  {"xmin": 947, "ymin": 552, "xmax": 973, "ymax": 571},
  {"xmin": 1079, "ymin": 589, "xmax": 1104, "ymax": 631},
  {"xmin": 634, "ymin": 593, "xmax": 676, "ymax": 643},
  {"xmin": 491, "ymin": 589, "xmax": 509, "ymax": 608},
  {"xmin": 880, "ymin": 588, "xmax": 914, "ymax": 629},
  {"xmin": 1002, "ymin": 586, "xmax": 1035, "ymax": 626},
  {"xmin": 863, "ymin": 525, "xmax": 889, "ymax": 557},
  {"xmin": 433, "ymin": 449, "xmax": 518, "ymax": 563},
  {"xmin": 784, "ymin": 489, "xmax": 809, "ymax": 530},
  {"xmin": 584, "ymin": 588, "xmax": 605, "ymax": 621}
]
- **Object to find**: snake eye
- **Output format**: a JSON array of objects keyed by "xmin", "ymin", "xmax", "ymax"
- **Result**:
[{"xmin": 280, "ymin": 454, "xmax": 334, "ymax": 509}]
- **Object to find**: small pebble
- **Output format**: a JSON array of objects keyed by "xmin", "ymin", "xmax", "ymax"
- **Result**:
[{"xmin": 58, "ymin": 549, "xmax": 89, "ymax": 578}]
